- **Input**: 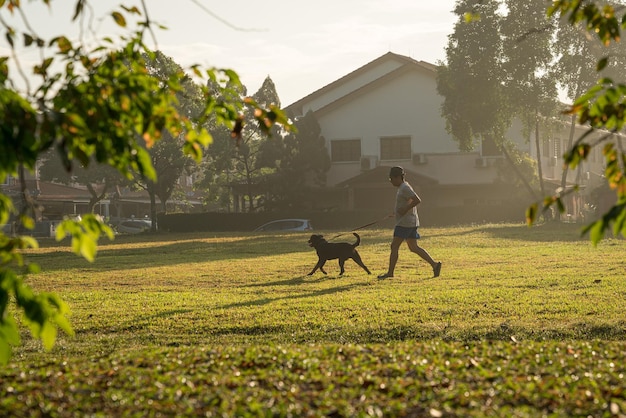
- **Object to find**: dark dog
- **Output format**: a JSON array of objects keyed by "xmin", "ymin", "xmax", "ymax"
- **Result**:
[{"xmin": 307, "ymin": 233, "xmax": 371, "ymax": 275}]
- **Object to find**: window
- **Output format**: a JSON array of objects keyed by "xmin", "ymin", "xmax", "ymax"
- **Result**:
[
  {"xmin": 553, "ymin": 138, "xmax": 562, "ymax": 159},
  {"xmin": 331, "ymin": 139, "xmax": 361, "ymax": 162},
  {"xmin": 380, "ymin": 136, "xmax": 411, "ymax": 160}
]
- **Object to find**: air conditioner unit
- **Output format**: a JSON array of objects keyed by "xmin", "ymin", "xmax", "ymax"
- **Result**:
[
  {"xmin": 475, "ymin": 157, "xmax": 487, "ymax": 168},
  {"xmin": 360, "ymin": 156, "xmax": 378, "ymax": 171},
  {"xmin": 412, "ymin": 153, "xmax": 428, "ymax": 165}
]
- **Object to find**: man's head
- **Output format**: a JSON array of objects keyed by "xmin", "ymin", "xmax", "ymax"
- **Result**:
[
  {"xmin": 388, "ymin": 166, "xmax": 405, "ymax": 186},
  {"xmin": 389, "ymin": 166, "xmax": 404, "ymax": 183},
  {"xmin": 389, "ymin": 166, "xmax": 404, "ymax": 177}
]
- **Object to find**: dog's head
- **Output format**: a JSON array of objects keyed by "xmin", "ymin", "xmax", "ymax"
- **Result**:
[{"xmin": 308, "ymin": 234, "xmax": 325, "ymax": 247}]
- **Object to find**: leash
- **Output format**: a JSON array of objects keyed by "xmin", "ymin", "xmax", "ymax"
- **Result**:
[{"xmin": 327, "ymin": 214, "xmax": 394, "ymax": 241}]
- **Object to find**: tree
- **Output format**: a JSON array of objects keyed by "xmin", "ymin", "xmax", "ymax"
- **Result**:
[
  {"xmin": 229, "ymin": 76, "xmax": 282, "ymax": 212},
  {"xmin": 501, "ymin": 0, "xmax": 560, "ymax": 199},
  {"xmin": 0, "ymin": 1, "xmax": 291, "ymax": 363},
  {"xmin": 550, "ymin": 4, "xmax": 625, "ymax": 220},
  {"xmin": 526, "ymin": 0, "xmax": 626, "ymax": 243},
  {"xmin": 257, "ymin": 109, "xmax": 330, "ymax": 210},
  {"xmin": 437, "ymin": 0, "xmax": 507, "ymax": 152},
  {"xmin": 439, "ymin": 0, "xmax": 566, "ymax": 204},
  {"xmin": 186, "ymin": 71, "xmax": 245, "ymax": 212},
  {"xmin": 197, "ymin": 125, "xmax": 238, "ymax": 211},
  {"xmin": 134, "ymin": 52, "xmax": 205, "ymax": 228}
]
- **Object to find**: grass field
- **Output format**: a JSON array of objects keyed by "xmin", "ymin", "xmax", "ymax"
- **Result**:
[{"xmin": 1, "ymin": 222, "xmax": 626, "ymax": 417}]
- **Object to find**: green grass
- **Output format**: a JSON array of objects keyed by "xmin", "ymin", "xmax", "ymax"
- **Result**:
[{"xmin": 2, "ymin": 223, "xmax": 626, "ymax": 416}]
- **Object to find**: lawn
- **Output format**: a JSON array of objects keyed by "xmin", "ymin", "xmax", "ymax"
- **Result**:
[{"xmin": 1, "ymin": 223, "xmax": 625, "ymax": 417}]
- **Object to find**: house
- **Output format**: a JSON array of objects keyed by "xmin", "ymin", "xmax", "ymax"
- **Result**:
[{"xmin": 285, "ymin": 52, "xmax": 608, "ymax": 223}]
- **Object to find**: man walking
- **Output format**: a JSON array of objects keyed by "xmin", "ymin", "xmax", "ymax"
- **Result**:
[{"xmin": 378, "ymin": 166, "xmax": 442, "ymax": 279}]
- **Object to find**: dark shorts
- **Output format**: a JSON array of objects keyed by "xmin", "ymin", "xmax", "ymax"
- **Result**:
[{"xmin": 394, "ymin": 226, "xmax": 420, "ymax": 239}]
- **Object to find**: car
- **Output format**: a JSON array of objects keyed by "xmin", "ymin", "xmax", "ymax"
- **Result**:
[
  {"xmin": 253, "ymin": 218, "xmax": 313, "ymax": 232},
  {"xmin": 115, "ymin": 219, "xmax": 153, "ymax": 234}
]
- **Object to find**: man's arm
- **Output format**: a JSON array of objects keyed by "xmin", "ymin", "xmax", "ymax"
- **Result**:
[{"xmin": 397, "ymin": 193, "xmax": 421, "ymax": 216}]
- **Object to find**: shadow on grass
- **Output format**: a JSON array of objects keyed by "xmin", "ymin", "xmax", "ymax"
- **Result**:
[
  {"xmin": 243, "ymin": 274, "xmax": 357, "ymax": 288},
  {"xmin": 32, "ymin": 234, "xmax": 313, "ymax": 272},
  {"xmin": 76, "ymin": 308, "xmax": 626, "ymax": 344},
  {"xmin": 427, "ymin": 222, "xmax": 589, "ymax": 243},
  {"xmin": 78, "ymin": 309, "xmax": 195, "ymax": 335},
  {"xmin": 204, "ymin": 321, "xmax": 626, "ymax": 342},
  {"xmin": 243, "ymin": 276, "xmax": 307, "ymax": 288},
  {"xmin": 218, "ymin": 282, "xmax": 370, "ymax": 310}
]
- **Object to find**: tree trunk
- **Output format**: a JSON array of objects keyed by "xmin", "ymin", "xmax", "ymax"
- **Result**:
[
  {"xmin": 86, "ymin": 183, "xmax": 108, "ymax": 214},
  {"xmin": 557, "ymin": 114, "xmax": 576, "ymax": 221},
  {"xmin": 534, "ymin": 114, "xmax": 546, "ymax": 198},
  {"xmin": 149, "ymin": 190, "xmax": 158, "ymax": 232}
]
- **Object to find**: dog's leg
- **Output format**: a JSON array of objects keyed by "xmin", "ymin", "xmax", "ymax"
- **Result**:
[
  {"xmin": 338, "ymin": 259, "xmax": 346, "ymax": 275},
  {"xmin": 352, "ymin": 251, "xmax": 371, "ymax": 274},
  {"xmin": 308, "ymin": 259, "xmax": 327, "ymax": 276}
]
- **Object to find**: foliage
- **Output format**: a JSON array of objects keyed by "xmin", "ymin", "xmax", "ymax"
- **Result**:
[
  {"xmin": 1, "ymin": 224, "xmax": 625, "ymax": 415},
  {"xmin": 440, "ymin": 0, "xmax": 626, "ymax": 244},
  {"xmin": 437, "ymin": 0, "xmax": 507, "ymax": 152},
  {"xmin": 230, "ymin": 76, "xmax": 283, "ymax": 212},
  {"xmin": 493, "ymin": 143, "xmax": 540, "ymax": 197},
  {"xmin": 136, "ymin": 52, "xmax": 202, "ymax": 222},
  {"xmin": 200, "ymin": 93, "xmax": 330, "ymax": 213},
  {"xmin": 525, "ymin": 0, "xmax": 626, "ymax": 243},
  {"xmin": 257, "ymin": 109, "xmax": 330, "ymax": 210},
  {"xmin": 0, "ymin": 1, "xmax": 291, "ymax": 362},
  {"xmin": 439, "ymin": 0, "xmax": 562, "ymax": 203}
]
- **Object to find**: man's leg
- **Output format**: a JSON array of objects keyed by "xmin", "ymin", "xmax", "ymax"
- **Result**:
[
  {"xmin": 379, "ymin": 236, "xmax": 404, "ymax": 278},
  {"xmin": 406, "ymin": 239, "xmax": 441, "ymax": 277}
]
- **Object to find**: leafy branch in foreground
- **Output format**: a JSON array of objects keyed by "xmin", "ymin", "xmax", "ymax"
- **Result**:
[{"xmin": 0, "ymin": 0, "xmax": 292, "ymax": 363}]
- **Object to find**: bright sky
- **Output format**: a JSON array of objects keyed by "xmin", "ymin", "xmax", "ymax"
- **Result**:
[{"xmin": 4, "ymin": 0, "xmax": 458, "ymax": 106}]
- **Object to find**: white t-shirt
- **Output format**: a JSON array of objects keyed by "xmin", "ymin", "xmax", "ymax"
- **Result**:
[{"xmin": 395, "ymin": 181, "xmax": 420, "ymax": 227}]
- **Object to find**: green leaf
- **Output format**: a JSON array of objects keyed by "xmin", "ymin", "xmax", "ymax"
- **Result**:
[
  {"xmin": 525, "ymin": 204, "xmax": 537, "ymax": 225},
  {"xmin": 40, "ymin": 321, "xmax": 57, "ymax": 351},
  {"xmin": 20, "ymin": 215, "xmax": 34, "ymax": 230},
  {"xmin": 27, "ymin": 263, "xmax": 41, "ymax": 274},
  {"xmin": 0, "ymin": 339, "xmax": 11, "ymax": 365},
  {"xmin": 5, "ymin": 31, "xmax": 14, "ymax": 48},
  {"xmin": 597, "ymin": 57, "xmax": 609, "ymax": 71},
  {"xmin": 52, "ymin": 36, "xmax": 73, "ymax": 54},
  {"xmin": 72, "ymin": 0, "xmax": 85, "ymax": 21},
  {"xmin": 23, "ymin": 33, "xmax": 34, "ymax": 47},
  {"xmin": 112, "ymin": 11, "xmax": 126, "ymax": 27},
  {"xmin": 0, "ymin": 316, "xmax": 20, "ymax": 346},
  {"xmin": 589, "ymin": 220, "xmax": 605, "ymax": 246}
]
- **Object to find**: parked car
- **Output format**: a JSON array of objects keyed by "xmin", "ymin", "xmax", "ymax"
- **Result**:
[
  {"xmin": 253, "ymin": 219, "xmax": 313, "ymax": 232},
  {"xmin": 115, "ymin": 219, "xmax": 152, "ymax": 234}
]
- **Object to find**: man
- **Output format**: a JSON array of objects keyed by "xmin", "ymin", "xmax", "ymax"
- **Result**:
[{"xmin": 378, "ymin": 166, "xmax": 442, "ymax": 279}]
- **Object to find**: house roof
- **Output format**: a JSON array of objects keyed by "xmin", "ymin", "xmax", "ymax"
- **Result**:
[
  {"xmin": 285, "ymin": 52, "xmax": 438, "ymax": 116},
  {"xmin": 2, "ymin": 180, "xmax": 97, "ymax": 201}
]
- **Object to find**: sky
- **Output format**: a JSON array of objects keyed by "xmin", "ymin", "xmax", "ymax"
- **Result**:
[{"xmin": 4, "ymin": 0, "xmax": 459, "ymax": 106}]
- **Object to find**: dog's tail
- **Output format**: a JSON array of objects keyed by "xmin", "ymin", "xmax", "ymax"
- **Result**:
[{"xmin": 352, "ymin": 232, "xmax": 361, "ymax": 248}]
